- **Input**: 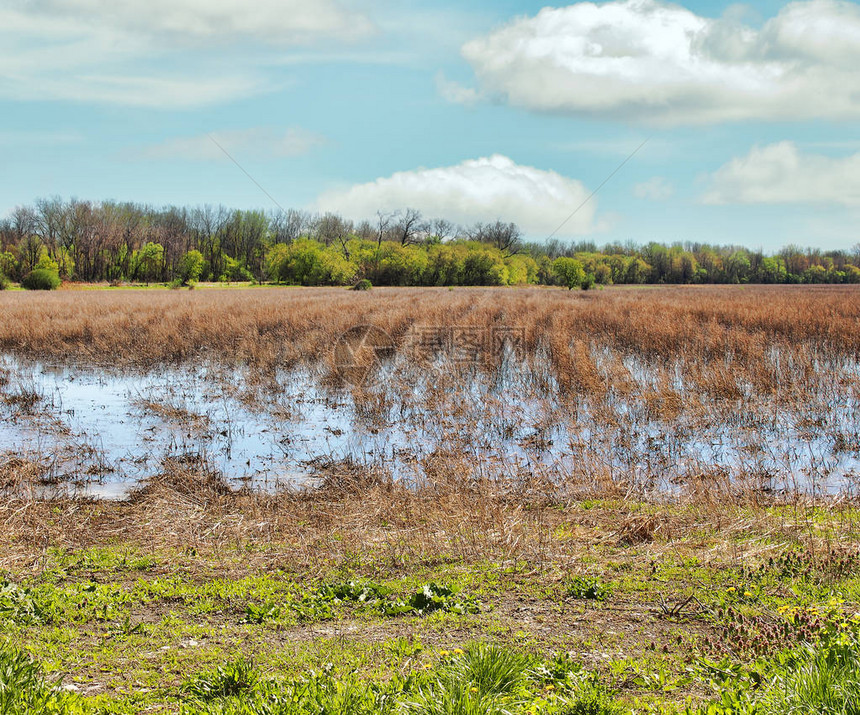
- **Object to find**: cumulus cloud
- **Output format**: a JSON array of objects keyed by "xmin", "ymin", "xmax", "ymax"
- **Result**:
[
  {"xmin": 137, "ymin": 127, "xmax": 326, "ymax": 161},
  {"xmin": 703, "ymin": 142, "xmax": 860, "ymax": 206},
  {"xmin": 457, "ymin": 0, "xmax": 860, "ymax": 125},
  {"xmin": 634, "ymin": 176, "xmax": 674, "ymax": 200},
  {"xmin": 0, "ymin": 0, "xmax": 373, "ymax": 106},
  {"xmin": 316, "ymin": 155, "xmax": 597, "ymax": 236}
]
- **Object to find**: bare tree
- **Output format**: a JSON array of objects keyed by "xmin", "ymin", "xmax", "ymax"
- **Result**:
[
  {"xmin": 354, "ymin": 220, "xmax": 375, "ymax": 241},
  {"xmin": 270, "ymin": 208, "xmax": 310, "ymax": 244},
  {"xmin": 468, "ymin": 219, "xmax": 522, "ymax": 257},
  {"xmin": 19, "ymin": 234, "xmax": 43, "ymax": 273},
  {"xmin": 429, "ymin": 218, "xmax": 455, "ymax": 242},
  {"xmin": 0, "ymin": 218, "xmax": 13, "ymax": 252},
  {"xmin": 105, "ymin": 202, "xmax": 146, "ymax": 280},
  {"xmin": 10, "ymin": 205, "xmax": 37, "ymax": 244},
  {"xmin": 375, "ymin": 210, "xmax": 395, "ymax": 249},
  {"xmin": 393, "ymin": 208, "xmax": 427, "ymax": 246},
  {"xmin": 313, "ymin": 212, "xmax": 353, "ymax": 248},
  {"xmin": 191, "ymin": 204, "xmax": 228, "ymax": 279},
  {"xmin": 543, "ymin": 238, "xmax": 564, "ymax": 259},
  {"xmin": 10, "ymin": 205, "xmax": 42, "ymax": 273},
  {"xmin": 35, "ymin": 197, "xmax": 66, "ymax": 255},
  {"xmin": 155, "ymin": 206, "xmax": 191, "ymax": 277}
]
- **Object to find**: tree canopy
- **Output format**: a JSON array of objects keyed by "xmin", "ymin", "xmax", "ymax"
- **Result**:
[{"xmin": 1, "ymin": 198, "xmax": 857, "ymax": 288}]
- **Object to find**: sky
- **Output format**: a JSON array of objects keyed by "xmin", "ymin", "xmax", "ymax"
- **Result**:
[{"xmin": 2, "ymin": 0, "xmax": 860, "ymax": 251}]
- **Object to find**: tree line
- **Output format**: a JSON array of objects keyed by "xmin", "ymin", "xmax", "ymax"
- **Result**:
[{"xmin": 1, "ymin": 198, "xmax": 859, "ymax": 289}]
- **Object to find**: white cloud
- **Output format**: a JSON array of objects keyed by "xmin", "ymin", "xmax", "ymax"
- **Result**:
[
  {"xmin": 137, "ymin": 127, "xmax": 326, "ymax": 161},
  {"xmin": 0, "ymin": 130, "xmax": 83, "ymax": 147},
  {"xmin": 634, "ymin": 176, "xmax": 674, "ymax": 200},
  {"xmin": 7, "ymin": 0, "xmax": 373, "ymax": 46},
  {"xmin": 434, "ymin": 72, "xmax": 481, "ymax": 106},
  {"xmin": 457, "ymin": 0, "xmax": 860, "ymax": 125},
  {"xmin": 0, "ymin": 0, "xmax": 373, "ymax": 106},
  {"xmin": 703, "ymin": 142, "xmax": 860, "ymax": 206},
  {"xmin": 316, "ymin": 155, "xmax": 597, "ymax": 236},
  {"xmin": 4, "ymin": 73, "xmax": 270, "ymax": 109},
  {"xmin": 553, "ymin": 136, "xmax": 674, "ymax": 158}
]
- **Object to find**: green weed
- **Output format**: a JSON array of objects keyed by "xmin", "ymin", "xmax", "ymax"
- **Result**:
[
  {"xmin": 0, "ymin": 648, "xmax": 80, "ymax": 714},
  {"xmin": 183, "ymin": 657, "xmax": 260, "ymax": 700},
  {"xmin": 0, "ymin": 580, "xmax": 49, "ymax": 625},
  {"xmin": 565, "ymin": 577, "xmax": 612, "ymax": 602}
]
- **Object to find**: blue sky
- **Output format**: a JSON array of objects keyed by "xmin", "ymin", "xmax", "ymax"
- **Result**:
[{"xmin": 2, "ymin": 0, "xmax": 860, "ymax": 250}]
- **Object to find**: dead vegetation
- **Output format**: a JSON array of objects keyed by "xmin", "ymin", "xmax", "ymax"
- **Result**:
[
  {"xmin": 0, "ymin": 285, "xmax": 856, "ymax": 370},
  {"xmin": 0, "ymin": 453, "xmax": 856, "ymax": 582}
]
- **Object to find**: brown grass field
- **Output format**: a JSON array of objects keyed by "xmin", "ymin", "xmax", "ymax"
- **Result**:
[{"xmin": 1, "ymin": 284, "xmax": 857, "ymax": 368}]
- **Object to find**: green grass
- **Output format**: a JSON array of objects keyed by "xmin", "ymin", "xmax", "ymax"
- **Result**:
[
  {"xmin": 565, "ymin": 576, "xmax": 613, "ymax": 602},
  {"xmin": 0, "ymin": 648, "xmax": 84, "ymax": 714},
  {"xmin": 2, "ymin": 501, "xmax": 860, "ymax": 712}
]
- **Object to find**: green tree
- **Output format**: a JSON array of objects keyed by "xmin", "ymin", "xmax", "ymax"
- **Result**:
[
  {"xmin": 265, "ymin": 243, "xmax": 290, "ymax": 283},
  {"xmin": 424, "ymin": 244, "xmax": 467, "ymax": 286},
  {"xmin": 462, "ymin": 248, "xmax": 507, "ymax": 286},
  {"xmin": 221, "ymin": 255, "xmax": 253, "ymax": 283},
  {"xmin": 133, "ymin": 242, "xmax": 165, "ymax": 284},
  {"xmin": 266, "ymin": 239, "xmax": 357, "ymax": 286},
  {"xmin": 803, "ymin": 264, "xmax": 827, "ymax": 284},
  {"xmin": 505, "ymin": 255, "xmax": 538, "ymax": 285},
  {"xmin": 374, "ymin": 243, "xmax": 427, "ymax": 286},
  {"xmin": 0, "ymin": 251, "xmax": 17, "ymax": 280},
  {"xmin": 844, "ymin": 265, "xmax": 860, "ymax": 283},
  {"xmin": 626, "ymin": 257, "xmax": 651, "ymax": 284},
  {"xmin": 177, "ymin": 250, "xmax": 205, "ymax": 285},
  {"xmin": 320, "ymin": 247, "xmax": 358, "ymax": 285},
  {"xmin": 757, "ymin": 256, "xmax": 787, "ymax": 284},
  {"xmin": 35, "ymin": 249, "xmax": 59, "ymax": 273},
  {"xmin": 552, "ymin": 257, "xmax": 586, "ymax": 289},
  {"xmin": 282, "ymin": 239, "xmax": 326, "ymax": 285}
]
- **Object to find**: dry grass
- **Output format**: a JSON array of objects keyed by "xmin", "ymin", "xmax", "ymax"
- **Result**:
[
  {"xmin": 0, "ymin": 285, "xmax": 856, "ymax": 369},
  {"xmin": 0, "ymin": 454, "xmax": 854, "ymax": 575}
]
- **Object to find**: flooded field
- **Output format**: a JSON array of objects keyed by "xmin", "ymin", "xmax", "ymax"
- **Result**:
[{"xmin": 2, "ymin": 329, "xmax": 857, "ymax": 498}]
